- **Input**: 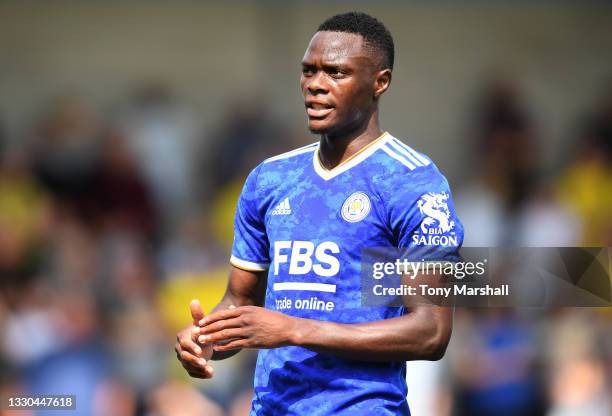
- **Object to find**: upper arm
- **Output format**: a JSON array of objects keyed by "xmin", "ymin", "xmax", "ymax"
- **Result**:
[{"xmin": 226, "ymin": 266, "xmax": 268, "ymax": 307}]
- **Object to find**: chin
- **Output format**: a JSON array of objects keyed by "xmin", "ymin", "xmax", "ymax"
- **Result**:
[
  {"xmin": 308, "ymin": 121, "xmax": 333, "ymax": 135},
  {"xmin": 308, "ymin": 126, "xmax": 327, "ymax": 134}
]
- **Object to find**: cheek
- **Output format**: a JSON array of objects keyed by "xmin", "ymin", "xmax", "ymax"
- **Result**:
[
  {"xmin": 354, "ymin": 82, "xmax": 374, "ymax": 106},
  {"xmin": 341, "ymin": 86, "xmax": 371, "ymax": 116}
]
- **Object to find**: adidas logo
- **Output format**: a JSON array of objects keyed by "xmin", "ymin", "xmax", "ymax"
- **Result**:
[{"xmin": 271, "ymin": 197, "xmax": 291, "ymax": 215}]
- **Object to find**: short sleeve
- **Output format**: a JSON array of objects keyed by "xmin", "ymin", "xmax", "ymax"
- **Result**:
[
  {"xmin": 388, "ymin": 166, "xmax": 464, "ymax": 263},
  {"xmin": 230, "ymin": 164, "xmax": 270, "ymax": 271}
]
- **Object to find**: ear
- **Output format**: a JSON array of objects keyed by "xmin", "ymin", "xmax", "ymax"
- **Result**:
[{"xmin": 373, "ymin": 69, "xmax": 392, "ymax": 98}]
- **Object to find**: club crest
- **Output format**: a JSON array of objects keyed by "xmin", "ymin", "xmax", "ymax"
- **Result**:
[{"xmin": 341, "ymin": 192, "xmax": 371, "ymax": 223}]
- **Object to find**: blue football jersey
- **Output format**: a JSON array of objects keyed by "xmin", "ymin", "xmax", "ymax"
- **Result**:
[{"xmin": 230, "ymin": 132, "xmax": 464, "ymax": 415}]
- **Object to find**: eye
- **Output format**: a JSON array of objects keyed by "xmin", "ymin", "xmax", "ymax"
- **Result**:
[
  {"xmin": 301, "ymin": 66, "xmax": 314, "ymax": 76},
  {"xmin": 328, "ymin": 68, "xmax": 347, "ymax": 79}
]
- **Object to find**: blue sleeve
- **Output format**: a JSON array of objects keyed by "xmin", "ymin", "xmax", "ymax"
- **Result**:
[
  {"xmin": 388, "ymin": 165, "xmax": 464, "ymax": 263},
  {"xmin": 230, "ymin": 164, "xmax": 270, "ymax": 271}
]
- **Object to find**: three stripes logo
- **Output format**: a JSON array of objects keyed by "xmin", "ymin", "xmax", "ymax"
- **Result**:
[
  {"xmin": 381, "ymin": 137, "xmax": 431, "ymax": 171},
  {"xmin": 271, "ymin": 198, "xmax": 291, "ymax": 215}
]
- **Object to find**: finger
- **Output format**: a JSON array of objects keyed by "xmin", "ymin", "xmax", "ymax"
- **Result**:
[
  {"xmin": 187, "ymin": 365, "xmax": 214, "ymax": 379},
  {"xmin": 184, "ymin": 363, "xmax": 208, "ymax": 378},
  {"xmin": 213, "ymin": 338, "xmax": 248, "ymax": 352},
  {"xmin": 175, "ymin": 340, "xmax": 200, "ymax": 358},
  {"xmin": 190, "ymin": 326, "xmax": 202, "ymax": 343},
  {"xmin": 199, "ymin": 317, "xmax": 244, "ymax": 335},
  {"xmin": 175, "ymin": 342, "xmax": 183, "ymax": 358},
  {"xmin": 179, "ymin": 336, "xmax": 203, "ymax": 357},
  {"xmin": 200, "ymin": 328, "xmax": 246, "ymax": 344},
  {"xmin": 175, "ymin": 344, "xmax": 182, "ymax": 362},
  {"xmin": 182, "ymin": 361, "xmax": 208, "ymax": 376},
  {"xmin": 179, "ymin": 350, "xmax": 208, "ymax": 369},
  {"xmin": 177, "ymin": 332, "xmax": 202, "ymax": 355},
  {"xmin": 190, "ymin": 299, "xmax": 205, "ymax": 325},
  {"xmin": 199, "ymin": 307, "xmax": 242, "ymax": 326},
  {"xmin": 188, "ymin": 370, "xmax": 206, "ymax": 379},
  {"xmin": 182, "ymin": 360, "xmax": 214, "ymax": 378}
]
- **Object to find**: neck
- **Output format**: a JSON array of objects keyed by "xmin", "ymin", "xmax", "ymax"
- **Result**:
[{"xmin": 318, "ymin": 111, "xmax": 383, "ymax": 170}]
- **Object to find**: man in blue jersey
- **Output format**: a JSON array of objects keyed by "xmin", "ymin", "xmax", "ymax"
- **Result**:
[{"xmin": 175, "ymin": 11, "xmax": 463, "ymax": 415}]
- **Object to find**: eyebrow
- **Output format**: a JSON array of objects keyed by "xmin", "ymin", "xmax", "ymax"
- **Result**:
[{"xmin": 301, "ymin": 61, "xmax": 351, "ymax": 70}]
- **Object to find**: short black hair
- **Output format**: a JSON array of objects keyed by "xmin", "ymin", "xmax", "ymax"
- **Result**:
[{"xmin": 318, "ymin": 12, "xmax": 394, "ymax": 70}]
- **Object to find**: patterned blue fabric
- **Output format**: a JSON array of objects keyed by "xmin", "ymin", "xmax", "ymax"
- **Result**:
[{"xmin": 231, "ymin": 133, "xmax": 464, "ymax": 415}]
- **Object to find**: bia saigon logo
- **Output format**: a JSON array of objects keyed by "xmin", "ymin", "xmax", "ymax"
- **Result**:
[
  {"xmin": 413, "ymin": 192, "xmax": 458, "ymax": 246},
  {"xmin": 341, "ymin": 192, "xmax": 371, "ymax": 223}
]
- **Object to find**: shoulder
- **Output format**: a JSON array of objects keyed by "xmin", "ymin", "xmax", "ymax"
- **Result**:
[
  {"xmin": 373, "ymin": 134, "xmax": 449, "ymax": 189},
  {"xmin": 377, "ymin": 133, "xmax": 434, "ymax": 172},
  {"xmin": 243, "ymin": 141, "xmax": 319, "ymax": 190},
  {"xmin": 262, "ymin": 142, "xmax": 319, "ymax": 165}
]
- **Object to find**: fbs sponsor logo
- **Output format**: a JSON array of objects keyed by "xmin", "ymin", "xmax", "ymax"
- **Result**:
[
  {"xmin": 273, "ymin": 240, "xmax": 340, "ymax": 277},
  {"xmin": 271, "ymin": 197, "xmax": 291, "ymax": 215},
  {"xmin": 413, "ymin": 192, "xmax": 458, "ymax": 246}
]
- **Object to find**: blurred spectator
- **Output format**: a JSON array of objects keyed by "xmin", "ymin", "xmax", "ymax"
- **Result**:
[
  {"xmin": 95, "ymin": 233, "xmax": 167, "ymax": 398},
  {"xmin": 30, "ymin": 96, "xmax": 102, "ymax": 221},
  {"xmin": 455, "ymin": 181, "xmax": 505, "ymax": 247},
  {"xmin": 202, "ymin": 96, "xmax": 298, "ymax": 193},
  {"xmin": 158, "ymin": 213, "xmax": 225, "ymax": 281},
  {"xmin": 90, "ymin": 130, "xmax": 158, "ymax": 239},
  {"xmin": 546, "ymin": 311, "xmax": 611, "ymax": 416},
  {"xmin": 474, "ymin": 78, "xmax": 539, "ymax": 214},
  {"xmin": 210, "ymin": 179, "xmax": 245, "ymax": 249},
  {"xmin": 515, "ymin": 181, "xmax": 581, "ymax": 247},
  {"xmin": 1, "ymin": 284, "xmax": 62, "ymax": 367},
  {"xmin": 146, "ymin": 381, "xmax": 224, "ymax": 416},
  {"xmin": 0, "ymin": 151, "xmax": 49, "ymax": 293},
  {"xmin": 449, "ymin": 310, "xmax": 546, "ymax": 416},
  {"xmin": 119, "ymin": 83, "xmax": 201, "ymax": 233},
  {"xmin": 0, "ymin": 116, "xmax": 5, "ymax": 160},
  {"xmin": 456, "ymin": 78, "xmax": 540, "ymax": 246},
  {"xmin": 92, "ymin": 379, "xmax": 137, "ymax": 416},
  {"xmin": 557, "ymin": 81, "xmax": 612, "ymax": 246},
  {"xmin": 406, "ymin": 359, "xmax": 451, "ymax": 416},
  {"xmin": 229, "ymin": 389, "xmax": 256, "ymax": 416}
]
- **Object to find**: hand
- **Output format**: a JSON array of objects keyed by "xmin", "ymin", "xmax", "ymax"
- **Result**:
[
  {"xmin": 175, "ymin": 299, "xmax": 214, "ymax": 378},
  {"xmin": 197, "ymin": 305, "xmax": 297, "ymax": 352}
]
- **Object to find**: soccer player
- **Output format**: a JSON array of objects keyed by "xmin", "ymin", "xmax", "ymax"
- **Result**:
[{"xmin": 175, "ymin": 11, "xmax": 464, "ymax": 415}]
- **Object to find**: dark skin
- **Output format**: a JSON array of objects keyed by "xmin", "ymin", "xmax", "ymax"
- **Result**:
[
  {"xmin": 301, "ymin": 31, "xmax": 391, "ymax": 168},
  {"xmin": 175, "ymin": 31, "xmax": 453, "ymax": 378}
]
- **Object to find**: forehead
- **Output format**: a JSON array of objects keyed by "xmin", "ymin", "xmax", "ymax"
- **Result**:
[{"xmin": 302, "ymin": 31, "xmax": 370, "ymax": 64}]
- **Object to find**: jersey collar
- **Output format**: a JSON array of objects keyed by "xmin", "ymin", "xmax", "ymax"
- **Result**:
[{"xmin": 312, "ymin": 131, "xmax": 389, "ymax": 180}]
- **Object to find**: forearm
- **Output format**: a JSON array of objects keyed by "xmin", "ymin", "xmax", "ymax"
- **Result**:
[{"xmin": 290, "ymin": 308, "xmax": 452, "ymax": 362}]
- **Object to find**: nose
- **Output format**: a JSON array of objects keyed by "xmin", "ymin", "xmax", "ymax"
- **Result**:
[{"xmin": 305, "ymin": 71, "xmax": 328, "ymax": 96}]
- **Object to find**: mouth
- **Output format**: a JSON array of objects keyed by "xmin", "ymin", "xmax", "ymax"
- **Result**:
[{"xmin": 305, "ymin": 102, "xmax": 334, "ymax": 118}]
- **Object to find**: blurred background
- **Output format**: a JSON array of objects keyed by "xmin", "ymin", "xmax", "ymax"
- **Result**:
[{"xmin": 0, "ymin": 1, "xmax": 610, "ymax": 415}]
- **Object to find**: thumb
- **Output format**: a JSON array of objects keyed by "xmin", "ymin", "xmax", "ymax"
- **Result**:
[{"xmin": 189, "ymin": 299, "xmax": 205, "ymax": 324}]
